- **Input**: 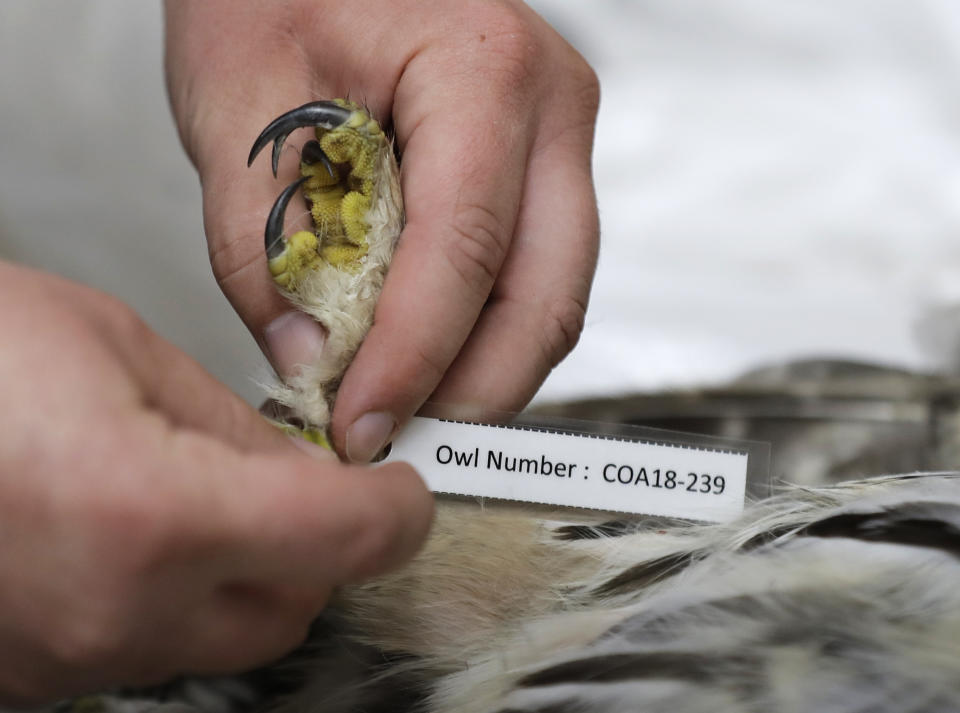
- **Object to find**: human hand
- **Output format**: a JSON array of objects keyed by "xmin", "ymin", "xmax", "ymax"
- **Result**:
[
  {"xmin": 0, "ymin": 261, "xmax": 431, "ymax": 703},
  {"xmin": 164, "ymin": 0, "xmax": 600, "ymax": 462}
]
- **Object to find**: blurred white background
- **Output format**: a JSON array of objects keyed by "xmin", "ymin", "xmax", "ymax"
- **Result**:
[{"xmin": 2, "ymin": 1, "xmax": 960, "ymax": 407}]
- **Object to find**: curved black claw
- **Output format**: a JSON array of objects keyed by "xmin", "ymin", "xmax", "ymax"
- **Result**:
[
  {"xmin": 265, "ymin": 176, "xmax": 309, "ymax": 259},
  {"xmin": 248, "ymin": 101, "xmax": 354, "ymax": 177},
  {"xmin": 301, "ymin": 140, "xmax": 335, "ymax": 178}
]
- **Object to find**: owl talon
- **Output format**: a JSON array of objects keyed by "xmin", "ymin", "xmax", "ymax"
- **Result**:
[
  {"xmin": 301, "ymin": 140, "xmax": 336, "ymax": 178},
  {"xmin": 264, "ymin": 175, "xmax": 309, "ymax": 259},
  {"xmin": 251, "ymin": 99, "xmax": 395, "ymax": 286},
  {"xmin": 247, "ymin": 100, "xmax": 354, "ymax": 177}
]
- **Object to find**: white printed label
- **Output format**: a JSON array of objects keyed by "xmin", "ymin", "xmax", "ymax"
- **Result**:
[{"xmin": 384, "ymin": 417, "xmax": 748, "ymax": 522}]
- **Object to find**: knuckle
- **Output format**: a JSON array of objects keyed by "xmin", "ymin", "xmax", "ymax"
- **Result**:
[
  {"xmin": 50, "ymin": 607, "xmax": 128, "ymax": 671},
  {"xmin": 544, "ymin": 56, "xmax": 600, "ymax": 149},
  {"xmin": 572, "ymin": 60, "xmax": 601, "ymax": 117},
  {"xmin": 41, "ymin": 499, "xmax": 177, "ymax": 671},
  {"xmin": 541, "ymin": 294, "xmax": 588, "ymax": 367},
  {"xmin": 86, "ymin": 296, "xmax": 161, "ymax": 370},
  {"xmin": 96, "ymin": 295, "xmax": 150, "ymax": 343},
  {"xmin": 465, "ymin": 2, "xmax": 542, "ymax": 92},
  {"xmin": 446, "ymin": 202, "xmax": 508, "ymax": 298},
  {"xmin": 80, "ymin": 485, "xmax": 176, "ymax": 576}
]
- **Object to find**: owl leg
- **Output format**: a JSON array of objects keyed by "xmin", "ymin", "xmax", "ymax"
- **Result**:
[{"xmin": 248, "ymin": 99, "xmax": 404, "ymax": 434}]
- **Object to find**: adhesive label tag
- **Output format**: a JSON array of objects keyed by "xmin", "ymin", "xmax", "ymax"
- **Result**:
[{"xmin": 384, "ymin": 417, "xmax": 750, "ymax": 523}]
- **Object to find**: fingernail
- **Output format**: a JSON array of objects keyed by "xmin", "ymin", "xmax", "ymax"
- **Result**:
[
  {"xmin": 346, "ymin": 412, "xmax": 396, "ymax": 463},
  {"xmin": 288, "ymin": 435, "xmax": 338, "ymax": 462},
  {"xmin": 264, "ymin": 312, "xmax": 326, "ymax": 378}
]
